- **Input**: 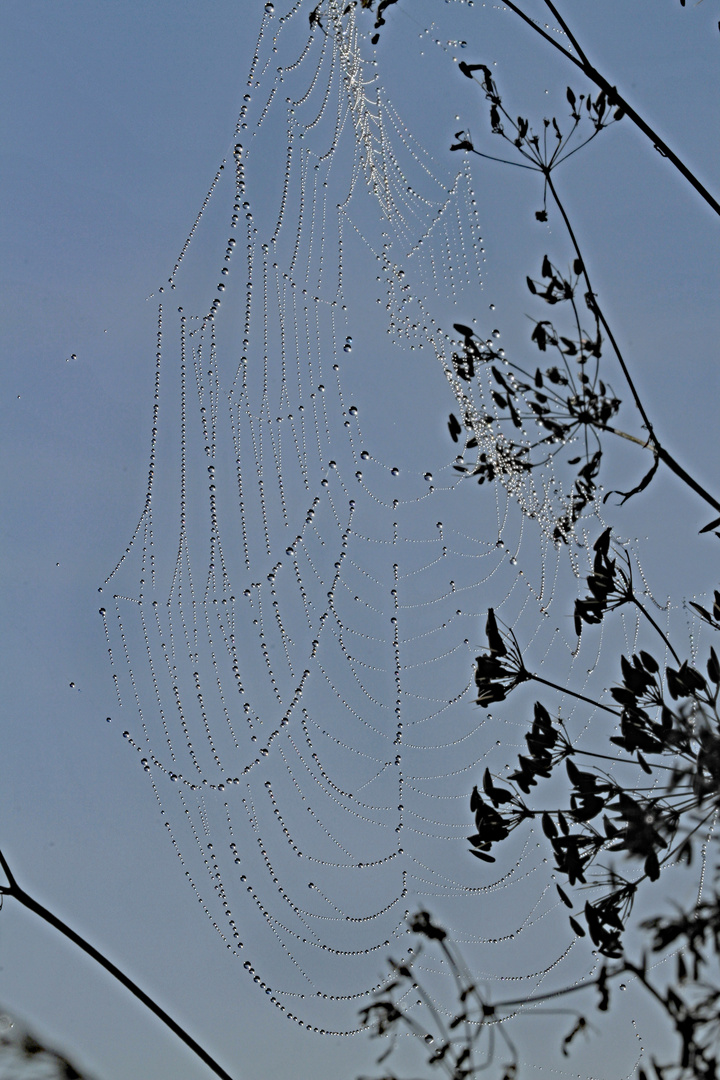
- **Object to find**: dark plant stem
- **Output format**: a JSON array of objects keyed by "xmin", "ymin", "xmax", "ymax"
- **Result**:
[
  {"xmin": 595, "ymin": 423, "xmax": 651, "ymax": 449},
  {"xmin": 501, "ymin": 0, "xmax": 720, "ymax": 218},
  {"xmin": 631, "ymin": 596, "xmax": 682, "ymax": 666},
  {"xmin": 541, "ymin": 0, "xmax": 589, "ymax": 65},
  {"xmin": 543, "ymin": 170, "xmax": 654, "ymax": 437},
  {"xmin": 438, "ymin": 939, "xmax": 476, "ymax": 1070},
  {"xmin": 545, "ymin": 170, "xmax": 720, "ymax": 518},
  {"xmin": 489, "ymin": 965, "xmax": 624, "ymax": 1011},
  {"xmin": 527, "ymin": 671, "xmax": 619, "ymax": 715},
  {"xmin": 0, "ymin": 849, "xmax": 236, "ymax": 1080},
  {"xmin": 654, "ymin": 444, "xmax": 720, "ymax": 517},
  {"xmin": 571, "ymin": 747, "xmax": 674, "ymax": 770}
]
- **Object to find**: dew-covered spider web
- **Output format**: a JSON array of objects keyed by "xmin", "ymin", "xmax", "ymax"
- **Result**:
[{"xmin": 100, "ymin": 1, "xmax": 651, "ymax": 1067}]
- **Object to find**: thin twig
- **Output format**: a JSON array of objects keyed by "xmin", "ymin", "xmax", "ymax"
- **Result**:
[
  {"xmin": 528, "ymin": 672, "xmax": 620, "ymax": 716},
  {"xmin": 0, "ymin": 849, "xmax": 237, "ymax": 1080}
]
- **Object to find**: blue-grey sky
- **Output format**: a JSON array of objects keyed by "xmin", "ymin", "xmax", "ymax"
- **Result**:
[{"xmin": 1, "ymin": 3, "xmax": 718, "ymax": 1079}]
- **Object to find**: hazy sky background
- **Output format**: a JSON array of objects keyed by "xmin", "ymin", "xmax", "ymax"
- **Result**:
[{"xmin": 1, "ymin": 3, "xmax": 719, "ymax": 1079}]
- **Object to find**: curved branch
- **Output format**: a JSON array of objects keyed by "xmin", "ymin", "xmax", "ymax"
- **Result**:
[{"xmin": 0, "ymin": 849, "xmax": 237, "ymax": 1080}]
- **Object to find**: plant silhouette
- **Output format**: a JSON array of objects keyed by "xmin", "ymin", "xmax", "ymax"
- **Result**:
[{"xmin": 359, "ymin": 2, "xmax": 720, "ymax": 1078}]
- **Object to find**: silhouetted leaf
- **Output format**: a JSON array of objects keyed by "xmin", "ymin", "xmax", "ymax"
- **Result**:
[
  {"xmin": 611, "ymin": 686, "xmax": 637, "ymax": 705},
  {"xmin": 483, "ymin": 768, "xmax": 495, "ymax": 798},
  {"xmin": 531, "ymin": 322, "xmax": 550, "ymax": 351},
  {"xmin": 469, "ymin": 848, "xmax": 496, "ymax": 862},
  {"xmin": 645, "ymin": 849, "xmax": 660, "ymax": 881},
  {"xmin": 708, "ymin": 646, "xmax": 720, "ymax": 684},
  {"xmin": 689, "ymin": 600, "xmax": 714, "ymax": 623},
  {"xmin": 699, "ymin": 514, "xmax": 720, "ymax": 534},
  {"xmin": 637, "ymin": 751, "xmax": 652, "ymax": 774},
  {"xmin": 450, "ymin": 138, "xmax": 474, "ymax": 152},
  {"xmin": 640, "ymin": 650, "xmax": 659, "ymax": 673},
  {"xmin": 542, "ymin": 812, "xmax": 558, "ymax": 838},
  {"xmin": 677, "ymin": 951, "xmax": 687, "ymax": 984},
  {"xmin": 594, "ymin": 527, "xmax": 612, "ymax": 556},
  {"xmin": 448, "ymin": 413, "xmax": 462, "ymax": 443},
  {"xmin": 486, "ymin": 608, "xmax": 507, "ymax": 656},
  {"xmin": 557, "ymin": 884, "xmax": 573, "ymax": 908}
]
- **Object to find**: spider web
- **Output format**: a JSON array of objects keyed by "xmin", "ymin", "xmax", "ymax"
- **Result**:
[{"xmin": 99, "ymin": 1, "xmax": 647, "ymax": 1066}]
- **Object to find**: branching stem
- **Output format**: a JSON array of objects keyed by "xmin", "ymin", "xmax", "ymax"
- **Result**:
[{"xmin": 500, "ymin": 0, "xmax": 720, "ymax": 218}]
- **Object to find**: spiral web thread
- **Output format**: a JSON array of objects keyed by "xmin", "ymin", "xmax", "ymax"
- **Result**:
[{"xmin": 100, "ymin": 2, "xmax": 646, "ymax": 1067}]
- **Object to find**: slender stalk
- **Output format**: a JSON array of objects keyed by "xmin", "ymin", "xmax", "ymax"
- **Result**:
[
  {"xmin": 571, "ymin": 747, "xmax": 674, "ymax": 770},
  {"xmin": 541, "ymin": 0, "xmax": 589, "ymax": 65},
  {"xmin": 490, "ymin": 966, "xmax": 624, "ymax": 1011},
  {"xmin": 544, "ymin": 170, "xmax": 720, "ymax": 517},
  {"xmin": 543, "ymin": 170, "xmax": 655, "ymax": 439},
  {"xmin": 527, "ymin": 671, "xmax": 619, "ymax": 716},
  {"xmin": 438, "ymin": 939, "xmax": 479, "ymax": 1073},
  {"xmin": 500, "ymin": 0, "xmax": 720, "ymax": 218},
  {"xmin": 655, "ymin": 444, "xmax": 720, "ymax": 517},
  {"xmin": 595, "ymin": 423, "xmax": 650, "ymax": 449},
  {"xmin": 631, "ymin": 596, "xmax": 682, "ymax": 666},
  {"xmin": 0, "ymin": 849, "xmax": 236, "ymax": 1080}
]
